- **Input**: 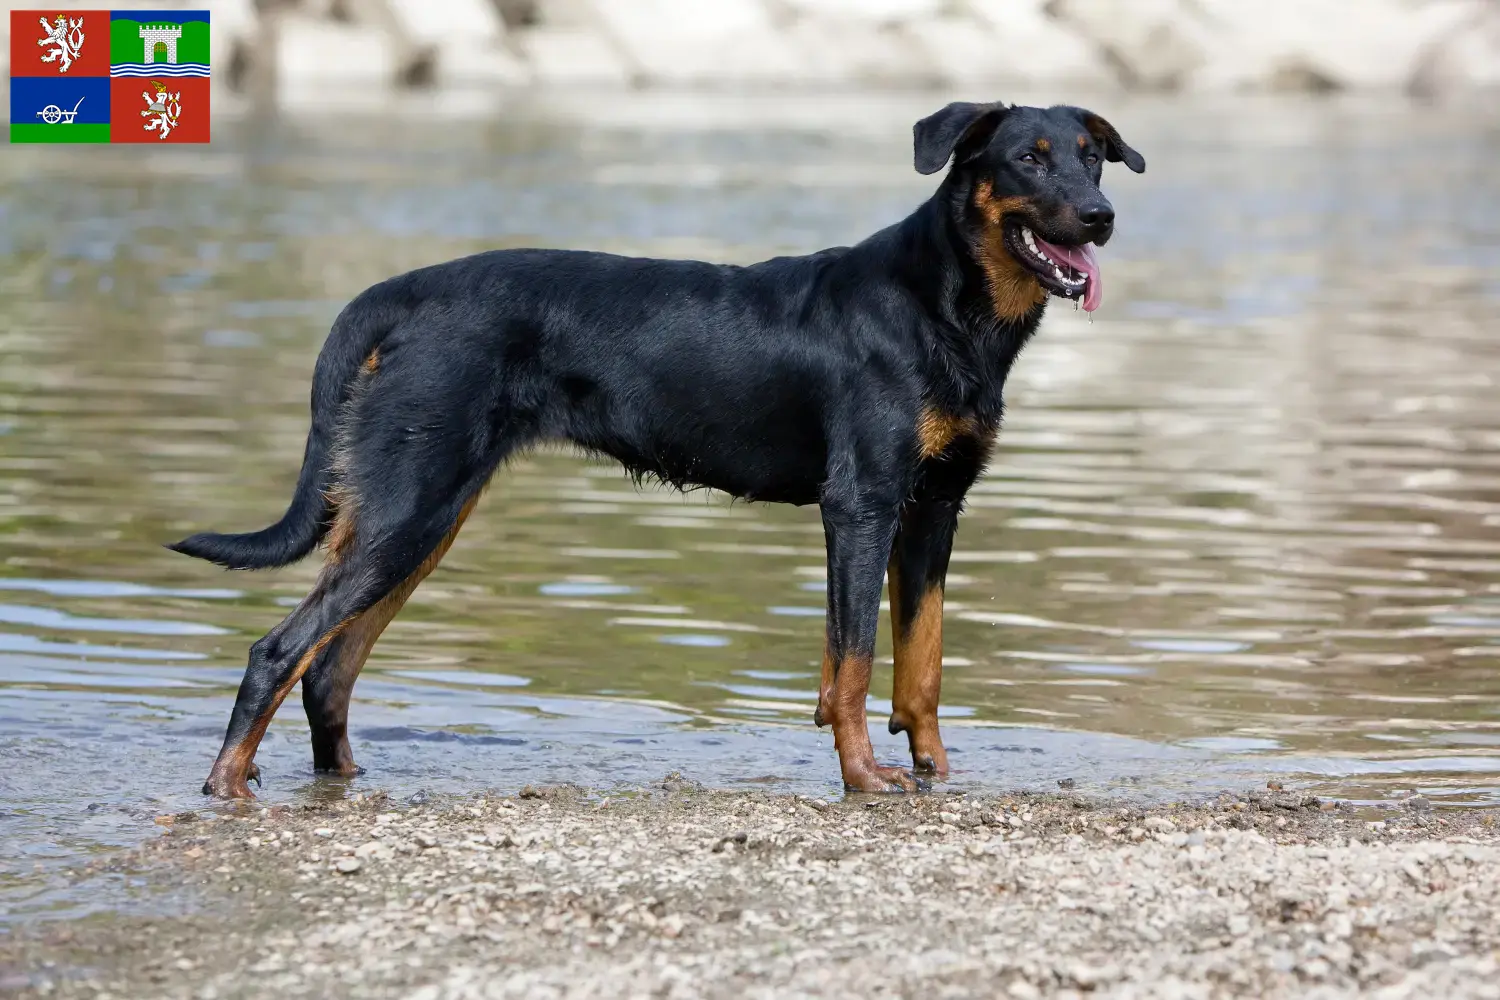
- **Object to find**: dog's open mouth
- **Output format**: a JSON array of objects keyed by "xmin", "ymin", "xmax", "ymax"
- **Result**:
[{"xmin": 1003, "ymin": 221, "xmax": 1103, "ymax": 312}]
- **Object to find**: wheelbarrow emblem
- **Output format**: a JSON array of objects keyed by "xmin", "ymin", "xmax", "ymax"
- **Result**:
[{"xmin": 36, "ymin": 96, "xmax": 85, "ymax": 124}]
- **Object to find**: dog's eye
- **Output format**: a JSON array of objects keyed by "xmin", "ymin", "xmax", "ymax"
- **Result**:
[
  {"xmin": 1085, "ymin": 154, "xmax": 1099, "ymax": 166},
  {"xmin": 1019, "ymin": 153, "xmax": 1039, "ymax": 165}
]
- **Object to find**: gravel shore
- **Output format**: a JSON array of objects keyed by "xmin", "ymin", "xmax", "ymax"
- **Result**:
[{"xmin": 5, "ymin": 780, "xmax": 1500, "ymax": 999}]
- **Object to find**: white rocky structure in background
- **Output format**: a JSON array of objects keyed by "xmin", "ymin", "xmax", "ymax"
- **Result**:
[{"xmin": 1, "ymin": 0, "xmax": 1496, "ymax": 95}]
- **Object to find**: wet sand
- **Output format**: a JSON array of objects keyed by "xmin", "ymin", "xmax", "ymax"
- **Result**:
[{"xmin": 4, "ymin": 782, "xmax": 1499, "ymax": 999}]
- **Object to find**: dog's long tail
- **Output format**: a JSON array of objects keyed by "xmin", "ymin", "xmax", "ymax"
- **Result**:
[{"xmin": 167, "ymin": 291, "xmax": 398, "ymax": 570}]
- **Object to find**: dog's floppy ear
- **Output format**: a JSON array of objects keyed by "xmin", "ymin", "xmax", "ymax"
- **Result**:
[
  {"xmin": 913, "ymin": 101, "xmax": 1009, "ymax": 176},
  {"xmin": 1066, "ymin": 107, "xmax": 1145, "ymax": 173}
]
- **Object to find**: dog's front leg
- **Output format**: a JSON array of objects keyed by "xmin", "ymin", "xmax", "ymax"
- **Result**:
[
  {"xmin": 887, "ymin": 498, "xmax": 960, "ymax": 776},
  {"xmin": 817, "ymin": 500, "xmax": 922, "ymax": 793}
]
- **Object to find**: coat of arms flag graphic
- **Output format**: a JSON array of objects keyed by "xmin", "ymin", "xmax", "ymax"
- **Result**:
[{"xmin": 9, "ymin": 9, "xmax": 209, "ymax": 143}]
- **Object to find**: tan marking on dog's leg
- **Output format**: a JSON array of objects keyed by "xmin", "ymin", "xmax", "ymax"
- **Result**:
[
  {"xmin": 825, "ymin": 653, "xmax": 918, "ymax": 792},
  {"xmin": 888, "ymin": 557, "xmax": 948, "ymax": 776},
  {"xmin": 305, "ymin": 494, "xmax": 480, "ymax": 775},
  {"xmin": 207, "ymin": 620, "xmax": 354, "ymax": 798},
  {"xmin": 814, "ymin": 640, "xmax": 835, "ymax": 728},
  {"xmin": 323, "ymin": 484, "xmax": 358, "ymax": 564}
]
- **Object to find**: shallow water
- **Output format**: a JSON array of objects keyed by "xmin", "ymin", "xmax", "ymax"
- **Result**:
[{"xmin": 2, "ymin": 93, "xmax": 1498, "ymax": 919}]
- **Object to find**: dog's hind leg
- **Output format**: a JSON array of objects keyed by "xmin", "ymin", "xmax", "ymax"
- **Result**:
[
  {"xmin": 202, "ymin": 483, "xmax": 485, "ymax": 799},
  {"xmin": 199, "ymin": 319, "xmax": 538, "ymax": 798},
  {"xmin": 886, "ymin": 498, "xmax": 960, "ymax": 777},
  {"xmin": 300, "ymin": 632, "xmax": 372, "ymax": 778},
  {"xmin": 300, "ymin": 494, "xmax": 479, "ymax": 777}
]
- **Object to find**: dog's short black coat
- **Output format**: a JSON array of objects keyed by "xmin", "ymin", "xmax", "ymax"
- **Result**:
[{"xmin": 172, "ymin": 101, "xmax": 1144, "ymax": 797}]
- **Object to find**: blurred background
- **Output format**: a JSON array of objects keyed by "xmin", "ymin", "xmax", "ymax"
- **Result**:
[
  {"xmin": 4, "ymin": 0, "xmax": 1500, "ymax": 98},
  {"xmin": 2, "ymin": 0, "xmax": 1500, "ymax": 918}
]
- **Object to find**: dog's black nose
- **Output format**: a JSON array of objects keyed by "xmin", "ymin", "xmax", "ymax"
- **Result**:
[{"xmin": 1077, "ymin": 204, "xmax": 1114, "ymax": 229}]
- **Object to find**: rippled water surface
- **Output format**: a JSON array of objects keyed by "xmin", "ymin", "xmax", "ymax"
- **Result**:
[{"xmin": 2, "ymin": 94, "xmax": 1498, "ymax": 918}]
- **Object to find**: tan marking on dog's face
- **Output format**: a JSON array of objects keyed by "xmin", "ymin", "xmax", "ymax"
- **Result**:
[
  {"xmin": 1078, "ymin": 134, "xmax": 1089, "ymax": 149},
  {"xmin": 972, "ymin": 179, "xmax": 1047, "ymax": 321},
  {"xmin": 972, "ymin": 179, "xmax": 1028, "ymax": 227},
  {"xmin": 1035, "ymin": 138, "xmax": 1050, "ymax": 153},
  {"xmin": 916, "ymin": 408, "xmax": 975, "ymax": 460}
]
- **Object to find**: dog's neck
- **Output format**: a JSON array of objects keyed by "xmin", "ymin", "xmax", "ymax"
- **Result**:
[{"xmin": 882, "ymin": 182, "xmax": 1047, "ymax": 427}]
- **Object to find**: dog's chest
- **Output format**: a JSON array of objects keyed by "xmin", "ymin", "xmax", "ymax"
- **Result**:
[{"xmin": 915, "ymin": 408, "xmax": 995, "ymax": 460}]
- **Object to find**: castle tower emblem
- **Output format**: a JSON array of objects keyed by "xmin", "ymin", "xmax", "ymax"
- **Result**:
[{"xmin": 139, "ymin": 23, "xmax": 182, "ymax": 65}]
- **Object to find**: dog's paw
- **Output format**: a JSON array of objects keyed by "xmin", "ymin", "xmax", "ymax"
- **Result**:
[
  {"xmin": 843, "ymin": 764, "xmax": 928, "ymax": 794},
  {"xmin": 201, "ymin": 761, "xmax": 261, "ymax": 799}
]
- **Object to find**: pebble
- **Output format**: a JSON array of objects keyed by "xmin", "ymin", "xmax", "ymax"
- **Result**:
[{"xmin": 334, "ymin": 857, "xmax": 361, "ymax": 875}]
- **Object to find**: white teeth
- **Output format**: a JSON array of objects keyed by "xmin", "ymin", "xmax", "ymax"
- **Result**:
[
  {"xmin": 1053, "ymin": 266, "xmax": 1064, "ymax": 281},
  {"xmin": 1021, "ymin": 227, "xmax": 1051, "ymax": 263}
]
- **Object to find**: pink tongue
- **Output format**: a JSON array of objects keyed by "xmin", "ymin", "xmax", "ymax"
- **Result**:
[{"xmin": 1033, "ymin": 236, "xmax": 1103, "ymax": 312}]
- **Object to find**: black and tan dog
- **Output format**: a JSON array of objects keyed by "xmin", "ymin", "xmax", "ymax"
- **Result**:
[{"xmin": 172, "ymin": 101, "xmax": 1145, "ymax": 798}]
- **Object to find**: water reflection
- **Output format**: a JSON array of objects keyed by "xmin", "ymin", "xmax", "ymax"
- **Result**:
[{"xmin": 1, "ymin": 94, "xmax": 1499, "ymax": 918}]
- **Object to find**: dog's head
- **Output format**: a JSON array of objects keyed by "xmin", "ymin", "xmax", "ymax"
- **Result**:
[{"xmin": 914, "ymin": 102, "xmax": 1145, "ymax": 314}]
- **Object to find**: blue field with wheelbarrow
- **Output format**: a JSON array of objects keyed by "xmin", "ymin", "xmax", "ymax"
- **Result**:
[{"xmin": 10, "ymin": 74, "xmax": 111, "ymax": 143}]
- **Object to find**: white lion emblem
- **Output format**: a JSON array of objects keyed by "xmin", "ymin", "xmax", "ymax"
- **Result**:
[
  {"xmin": 141, "ymin": 82, "xmax": 182, "ymax": 140},
  {"xmin": 37, "ymin": 14, "xmax": 85, "ymax": 73}
]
